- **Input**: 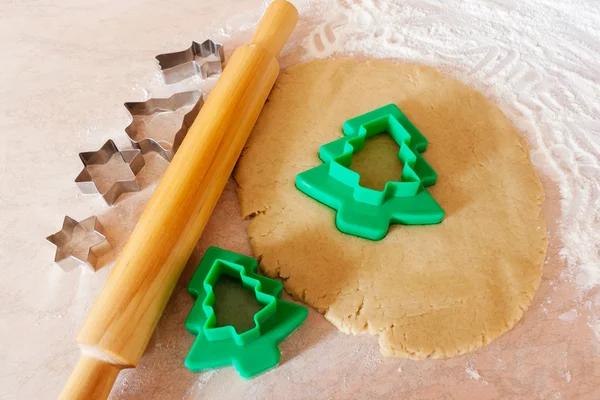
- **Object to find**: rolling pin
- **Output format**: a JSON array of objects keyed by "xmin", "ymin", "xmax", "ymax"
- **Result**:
[{"xmin": 60, "ymin": 1, "xmax": 298, "ymax": 398}]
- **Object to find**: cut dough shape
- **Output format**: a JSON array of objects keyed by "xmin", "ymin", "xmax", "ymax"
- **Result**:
[{"xmin": 234, "ymin": 59, "xmax": 547, "ymax": 359}]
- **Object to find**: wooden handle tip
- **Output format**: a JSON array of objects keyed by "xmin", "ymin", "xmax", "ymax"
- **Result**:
[{"xmin": 59, "ymin": 355, "xmax": 121, "ymax": 400}]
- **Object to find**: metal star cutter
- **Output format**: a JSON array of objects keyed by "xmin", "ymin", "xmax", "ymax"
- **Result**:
[
  {"xmin": 46, "ymin": 216, "xmax": 111, "ymax": 272},
  {"xmin": 75, "ymin": 140, "xmax": 145, "ymax": 205}
]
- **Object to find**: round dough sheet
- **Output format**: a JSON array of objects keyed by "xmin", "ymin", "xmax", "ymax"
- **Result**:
[{"xmin": 234, "ymin": 59, "xmax": 547, "ymax": 359}]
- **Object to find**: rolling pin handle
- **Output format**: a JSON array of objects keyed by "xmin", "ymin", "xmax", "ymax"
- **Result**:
[
  {"xmin": 59, "ymin": 355, "xmax": 122, "ymax": 400},
  {"xmin": 251, "ymin": 0, "xmax": 299, "ymax": 56}
]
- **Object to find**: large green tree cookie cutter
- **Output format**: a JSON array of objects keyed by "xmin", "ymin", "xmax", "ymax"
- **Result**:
[
  {"xmin": 185, "ymin": 246, "xmax": 308, "ymax": 379},
  {"xmin": 296, "ymin": 104, "xmax": 444, "ymax": 240}
]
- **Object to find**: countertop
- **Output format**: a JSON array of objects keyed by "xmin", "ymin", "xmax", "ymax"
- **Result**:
[{"xmin": 1, "ymin": 0, "xmax": 599, "ymax": 399}]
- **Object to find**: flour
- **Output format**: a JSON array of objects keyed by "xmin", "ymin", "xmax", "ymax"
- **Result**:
[
  {"xmin": 293, "ymin": 0, "xmax": 600, "ymax": 294},
  {"xmin": 465, "ymin": 362, "xmax": 487, "ymax": 384},
  {"xmin": 197, "ymin": 370, "xmax": 218, "ymax": 390},
  {"xmin": 558, "ymin": 309, "xmax": 578, "ymax": 322},
  {"xmin": 564, "ymin": 370, "xmax": 572, "ymax": 383},
  {"xmin": 589, "ymin": 316, "xmax": 600, "ymax": 344}
]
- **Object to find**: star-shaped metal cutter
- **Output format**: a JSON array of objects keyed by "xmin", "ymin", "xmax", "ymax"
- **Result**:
[
  {"xmin": 296, "ymin": 104, "xmax": 445, "ymax": 240},
  {"xmin": 75, "ymin": 139, "xmax": 145, "ymax": 206},
  {"xmin": 185, "ymin": 247, "xmax": 308, "ymax": 379},
  {"xmin": 155, "ymin": 39, "xmax": 224, "ymax": 84},
  {"xmin": 46, "ymin": 216, "xmax": 111, "ymax": 272},
  {"xmin": 124, "ymin": 91, "xmax": 204, "ymax": 161}
]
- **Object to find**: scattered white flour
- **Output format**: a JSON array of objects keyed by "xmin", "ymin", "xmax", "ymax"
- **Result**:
[
  {"xmin": 465, "ymin": 362, "xmax": 487, "ymax": 384},
  {"xmin": 564, "ymin": 371, "xmax": 572, "ymax": 383},
  {"xmin": 363, "ymin": 344, "xmax": 383, "ymax": 372},
  {"xmin": 589, "ymin": 316, "xmax": 600, "ymax": 343},
  {"xmin": 558, "ymin": 309, "xmax": 579, "ymax": 322},
  {"xmin": 341, "ymin": 374, "xmax": 348, "ymax": 392},
  {"xmin": 197, "ymin": 370, "xmax": 218, "ymax": 390},
  {"xmin": 494, "ymin": 357, "xmax": 505, "ymax": 370},
  {"xmin": 295, "ymin": 0, "xmax": 600, "ymax": 295},
  {"xmin": 350, "ymin": 344, "xmax": 361, "ymax": 358},
  {"xmin": 465, "ymin": 366, "xmax": 481, "ymax": 380}
]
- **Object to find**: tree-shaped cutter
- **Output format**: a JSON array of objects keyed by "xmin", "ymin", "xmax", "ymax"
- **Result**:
[
  {"xmin": 185, "ymin": 247, "xmax": 308, "ymax": 378},
  {"xmin": 296, "ymin": 104, "xmax": 444, "ymax": 240}
]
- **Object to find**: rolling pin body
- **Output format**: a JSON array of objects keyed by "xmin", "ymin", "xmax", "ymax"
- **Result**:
[{"xmin": 60, "ymin": 2, "xmax": 298, "ymax": 398}]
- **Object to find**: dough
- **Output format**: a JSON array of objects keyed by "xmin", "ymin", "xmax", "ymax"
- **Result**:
[{"xmin": 234, "ymin": 59, "xmax": 547, "ymax": 359}]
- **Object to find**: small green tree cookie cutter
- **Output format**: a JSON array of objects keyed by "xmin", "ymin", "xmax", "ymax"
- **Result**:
[
  {"xmin": 296, "ymin": 104, "xmax": 444, "ymax": 240},
  {"xmin": 185, "ymin": 246, "xmax": 308, "ymax": 379}
]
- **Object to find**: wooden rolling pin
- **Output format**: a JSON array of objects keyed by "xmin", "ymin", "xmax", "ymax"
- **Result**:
[{"xmin": 60, "ymin": 1, "xmax": 298, "ymax": 398}]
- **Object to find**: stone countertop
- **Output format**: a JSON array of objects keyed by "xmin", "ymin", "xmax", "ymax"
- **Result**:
[{"xmin": 1, "ymin": 0, "xmax": 599, "ymax": 399}]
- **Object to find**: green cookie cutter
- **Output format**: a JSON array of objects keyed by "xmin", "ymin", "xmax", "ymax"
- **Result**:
[
  {"xmin": 185, "ymin": 246, "xmax": 308, "ymax": 379},
  {"xmin": 296, "ymin": 104, "xmax": 444, "ymax": 240}
]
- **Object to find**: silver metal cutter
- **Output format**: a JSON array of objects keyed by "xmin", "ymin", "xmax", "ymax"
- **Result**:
[
  {"xmin": 124, "ymin": 91, "xmax": 204, "ymax": 161},
  {"xmin": 75, "ymin": 140, "xmax": 145, "ymax": 205},
  {"xmin": 155, "ymin": 39, "xmax": 224, "ymax": 84},
  {"xmin": 46, "ymin": 216, "xmax": 111, "ymax": 272}
]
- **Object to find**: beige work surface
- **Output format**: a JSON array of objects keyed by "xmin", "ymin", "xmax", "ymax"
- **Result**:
[{"xmin": 1, "ymin": 1, "xmax": 599, "ymax": 399}]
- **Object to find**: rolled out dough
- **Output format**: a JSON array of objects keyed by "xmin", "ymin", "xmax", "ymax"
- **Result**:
[{"xmin": 234, "ymin": 59, "xmax": 547, "ymax": 359}]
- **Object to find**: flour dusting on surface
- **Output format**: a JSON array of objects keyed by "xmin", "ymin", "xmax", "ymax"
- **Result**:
[
  {"xmin": 558, "ymin": 309, "xmax": 579, "ymax": 322},
  {"xmin": 465, "ymin": 362, "xmax": 487, "ymax": 384},
  {"xmin": 197, "ymin": 370, "xmax": 219, "ymax": 390},
  {"xmin": 589, "ymin": 316, "xmax": 600, "ymax": 343},
  {"xmin": 564, "ymin": 371, "xmax": 572, "ymax": 383}
]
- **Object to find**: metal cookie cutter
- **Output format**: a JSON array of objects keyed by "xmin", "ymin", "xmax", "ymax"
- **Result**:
[
  {"xmin": 46, "ymin": 216, "xmax": 111, "ymax": 272},
  {"xmin": 155, "ymin": 39, "xmax": 224, "ymax": 84},
  {"xmin": 75, "ymin": 140, "xmax": 145, "ymax": 205},
  {"xmin": 296, "ymin": 104, "xmax": 445, "ymax": 241},
  {"xmin": 124, "ymin": 91, "xmax": 204, "ymax": 161},
  {"xmin": 185, "ymin": 247, "xmax": 308, "ymax": 379}
]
